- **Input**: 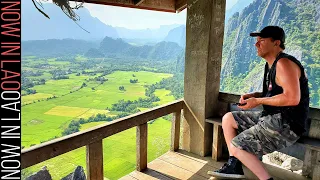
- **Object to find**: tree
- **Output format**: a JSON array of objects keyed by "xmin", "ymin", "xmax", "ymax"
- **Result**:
[{"xmin": 119, "ymin": 86, "xmax": 125, "ymax": 91}]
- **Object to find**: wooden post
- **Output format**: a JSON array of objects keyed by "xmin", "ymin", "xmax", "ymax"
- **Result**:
[
  {"xmin": 212, "ymin": 124, "xmax": 223, "ymax": 161},
  {"xmin": 137, "ymin": 123, "xmax": 147, "ymax": 171},
  {"xmin": 86, "ymin": 140, "xmax": 103, "ymax": 180},
  {"xmin": 171, "ymin": 110, "xmax": 181, "ymax": 151}
]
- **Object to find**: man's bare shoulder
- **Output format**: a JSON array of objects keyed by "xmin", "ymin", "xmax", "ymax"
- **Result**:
[{"xmin": 276, "ymin": 58, "xmax": 301, "ymax": 77}]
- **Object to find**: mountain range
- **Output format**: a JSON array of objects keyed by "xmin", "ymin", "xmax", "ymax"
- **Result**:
[{"xmin": 22, "ymin": 36, "xmax": 184, "ymax": 61}]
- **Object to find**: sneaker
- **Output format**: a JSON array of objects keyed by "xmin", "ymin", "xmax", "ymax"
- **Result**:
[{"xmin": 208, "ymin": 157, "xmax": 245, "ymax": 179}]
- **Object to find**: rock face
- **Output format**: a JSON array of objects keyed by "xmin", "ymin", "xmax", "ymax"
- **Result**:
[
  {"xmin": 26, "ymin": 166, "xmax": 87, "ymax": 180},
  {"xmin": 26, "ymin": 166, "xmax": 52, "ymax": 180},
  {"xmin": 222, "ymin": 0, "xmax": 292, "ymax": 79},
  {"xmin": 61, "ymin": 166, "xmax": 86, "ymax": 180}
]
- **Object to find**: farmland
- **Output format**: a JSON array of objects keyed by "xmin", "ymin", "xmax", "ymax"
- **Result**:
[{"xmin": 22, "ymin": 56, "xmax": 180, "ymax": 179}]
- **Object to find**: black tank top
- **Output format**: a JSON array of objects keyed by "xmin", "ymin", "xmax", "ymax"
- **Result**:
[{"xmin": 262, "ymin": 52, "xmax": 310, "ymax": 136}]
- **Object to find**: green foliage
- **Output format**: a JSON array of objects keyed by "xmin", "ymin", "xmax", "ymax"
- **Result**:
[
  {"xmin": 144, "ymin": 73, "xmax": 184, "ymax": 99},
  {"xmin": 129, "ymin": 79, "xmax": 138, "ymax": 83},
  {"xmin": 62, "ymin": 120, "xmax": 80, "ymax": 136},
  {"xmin": 119, "ymin": 86, "xmax": 125, "ymax": 91}
]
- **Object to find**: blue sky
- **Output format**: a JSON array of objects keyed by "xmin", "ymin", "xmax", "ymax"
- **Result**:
[{"xmin": 55, "ymin": 0, "xmax": 238, "ymax": 29}]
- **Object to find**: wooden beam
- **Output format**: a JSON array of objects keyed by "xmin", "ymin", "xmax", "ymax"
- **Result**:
[
  {"xmin": 212, "ymin": 124, "xmax": 223, "ymax": 161},
  {"xmin": 22, "ymin": 99, "xmax": 184, "ymax": 169},
  {"xmin": 86, "ymin": 140, "xmax": 103, "ymax": 180},
  {"xmin": 136, "ymin": 123, "xmax": 148, "ymax": 171},
  {"xmin": 81, "ymin": 0, "xmax": 176, "ymax": 13},
  {"xmin": 134, "ymin": 0, "xmax": 145, "ymax": 6},
  {"xmin": 175, "ymin": 0, "xmax": 187, "ymax": 12},
  {"xmin": 171, "ymin": 110, "xmax": 181, "ymax": 151}
]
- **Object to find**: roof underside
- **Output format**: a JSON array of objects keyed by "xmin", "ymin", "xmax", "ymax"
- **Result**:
[{"xmin": 80, "ymin": 0, "xmax": 187, "ymax": 13}]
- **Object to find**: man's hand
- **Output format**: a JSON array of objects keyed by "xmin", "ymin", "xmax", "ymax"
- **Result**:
[
  {"xmin": 239, "ymin": 94, "xmax": 250, "ymax": 104},
  {"xmin": 238, "ymin": 97, "xmax": 260, "ymax": 110},
  {"xmin": 239, "ymin": 92, "xmax": 262, "ymax": 104}
]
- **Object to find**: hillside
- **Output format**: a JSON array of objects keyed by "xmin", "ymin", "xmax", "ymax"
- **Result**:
[
  {"xmin": 163, "ymin": 25, "xmax": 186, "ymax": 48},
  {"xmin": 22, "ymin": 39, "xmax": 99, "ymax": 57},
  {"xmin": 97, "ymin": 36, "xmax": 184, "ymax": 60}
]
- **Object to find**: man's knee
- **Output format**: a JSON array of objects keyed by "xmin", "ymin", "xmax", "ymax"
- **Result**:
[
  {"xmin": 222, "ymin": 112, "xmax": 238, "ymax": 129},
  {"xmin": 229, "ymin": 142, "xmax": 241, "ymax": 156}
]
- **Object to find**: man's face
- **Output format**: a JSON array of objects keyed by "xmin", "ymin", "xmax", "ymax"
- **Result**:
[{"xmin": 254, "ymin": 37, "xmax": 276, "ymax": 58}]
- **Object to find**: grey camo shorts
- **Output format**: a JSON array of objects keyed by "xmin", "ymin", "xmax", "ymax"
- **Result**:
[{"xmin": 231, "ymin": 111, "xmax": 300, "ymax": 159}]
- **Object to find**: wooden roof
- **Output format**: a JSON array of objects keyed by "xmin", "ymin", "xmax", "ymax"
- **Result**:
[{"xmin": 80, "ymin": 0, "xmax": 187, "ymax": 13}]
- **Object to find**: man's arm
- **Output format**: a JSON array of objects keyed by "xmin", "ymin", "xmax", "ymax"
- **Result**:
[
  {"xmin": 244, "ymin": 92, "xmax": 263, "ymax": 98},
  {"xmin": 256, "ymin": 58, "xmax": 301, "ymax": 107}
]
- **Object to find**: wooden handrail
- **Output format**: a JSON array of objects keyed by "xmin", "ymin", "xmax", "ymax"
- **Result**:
[{"xmin": 22, "ymin": 99, "xmax": 184, "ymax": 169}]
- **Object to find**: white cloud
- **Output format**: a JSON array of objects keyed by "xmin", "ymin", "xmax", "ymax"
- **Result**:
[{"xmin": 83, "ymin": 3, "xmax": 187, "ymax": 29}]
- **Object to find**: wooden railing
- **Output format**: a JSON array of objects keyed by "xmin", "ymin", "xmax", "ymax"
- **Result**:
[{"xmin": 22, "ymin": 99, "xmax": 184, "ymax": 180}]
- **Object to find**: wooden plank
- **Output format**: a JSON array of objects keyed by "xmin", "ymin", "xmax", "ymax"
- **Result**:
[
  {"xmin": 147, "ymin": 158, "xmax": 208, "ymax": 179},
  {"xmin": 297, "ymin": 137, "xmax": 320, "ymax": 151},
  {"xmin": 175, "ymin": 0, "xmax": 187, "ymax": 12},
  {"xmin": 137, "ymin": 123, "xmax": 147, "ymax": 171},
  {"xmin": 133, "ymin": 0, "xmax": 144, "ymax": 6},
  {"xmin": 171, "ymin": 110, "xmax": 181, "ymax": 151},
  {"xmin": 86, "ymin": 140, "xmax": 103, "ymax": 180},
  {"xmin": 218, "ymin": 92, "xmax": 241, "ymax": 103},
  {"xmin": 172, "ymin": 150, "xmax": 226, "ymax": 169},
  {"xmin": 22, "ymin": 99, "xmax": 184, "ymax": 169},
  {"xmin": 161, "ymin": 151, "xmax": 309, "ymax": 180},
  {"xmin": 82, "ymin": 0, "xmax": 176, "ymax": 13},
  {"xmin": 158, "ymin": 151, "xmax": 215, "ymax": 179},
  {"xmin": 119, "ymin": 175, "xmax": 139, "ymax": 180},
  {"xmin": 205, "ymin": 117, "xmax": 222, "ymax": 126},
  {"xmin": 128, "ymin": 169, "xmax": 174, "ymax": 180},
  {"xmin": 212, "ymin": 124, "xmax": 223, "ymax": 161}
]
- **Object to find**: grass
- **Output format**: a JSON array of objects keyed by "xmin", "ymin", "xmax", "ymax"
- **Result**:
[
  {"xmin": 44, "ymin": 106, "xmax": 92, "ymax": 117},
  {"xmin": 22, "ymin": 93, "xmax": 53, "ymax": 105},
  {"xmin": 22, "ymin": 67, "xmax": 176, "ymax": 179},
  {"xmin": 153, "ymin": 89, "xmax": 175, "ymax": 105},
  {"xmin": 25, "ymin": 118, "xmax": 172, "ymax": 180},
  {"xmin": 22, "ymin": 71, "xmax": 172, "ymax": 147}
]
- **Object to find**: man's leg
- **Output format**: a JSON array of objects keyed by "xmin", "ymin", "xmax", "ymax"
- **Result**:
[
  {"xmin": 221, "ymin": 112, "xmax": 238, "ymax": 156},
  {"xmin": 221, "ymin": 112, "xmax": 271, "ymax": 179},
  {"xmin": 229, "ymin": 144, "xmax": 271, "ymax": 179}
]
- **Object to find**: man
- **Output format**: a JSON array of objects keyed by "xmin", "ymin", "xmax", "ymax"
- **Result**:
[{"xmin": 208, "ymin": 26, "xmax": 310, "ymax": 179}]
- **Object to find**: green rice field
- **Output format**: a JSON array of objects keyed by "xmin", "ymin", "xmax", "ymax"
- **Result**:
[{"xmin": 22, "ymin": 66, "xmax": 176, "ymax": 179}]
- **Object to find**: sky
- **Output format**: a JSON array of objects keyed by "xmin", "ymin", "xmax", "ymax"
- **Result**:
[{"xmin": 50, "ymin": 0, "xmax": 238, "ymax": 29}]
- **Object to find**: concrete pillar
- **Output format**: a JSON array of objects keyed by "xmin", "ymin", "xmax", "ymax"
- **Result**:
[{"xmin": 182, "ymin": 0, "xmax": 226, "ymax": 156}]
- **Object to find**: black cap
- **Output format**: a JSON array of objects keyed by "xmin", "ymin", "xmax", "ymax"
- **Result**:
[{"xmin": 250, "ymin": 26, "xmax": 285, "ymax": 43}]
